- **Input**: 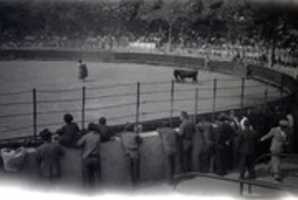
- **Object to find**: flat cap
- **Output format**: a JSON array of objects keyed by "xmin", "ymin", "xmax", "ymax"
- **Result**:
[{"xmin": 279, "ymin": 119, "xmax": 289, "ymax": 127}]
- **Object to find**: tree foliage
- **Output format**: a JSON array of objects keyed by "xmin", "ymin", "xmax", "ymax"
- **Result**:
[{"xmin": 0, "ymin": 0, "xmax": 297, "ymax": 49}]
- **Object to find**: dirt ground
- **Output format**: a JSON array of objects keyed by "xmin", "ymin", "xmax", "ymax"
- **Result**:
[{"xmin": 0, "ymin": 60, "xmax": 280, "ymax": 139}]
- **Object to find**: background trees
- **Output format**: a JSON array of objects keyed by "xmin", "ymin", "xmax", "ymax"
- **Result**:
[{"xmin": 0, "ymin": 0, "xmax": 297, "ymax": 54}]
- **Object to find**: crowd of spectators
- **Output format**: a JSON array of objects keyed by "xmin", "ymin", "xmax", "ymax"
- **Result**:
[
  {"xmin": 12, "ymin": 99, "xmax": 293, "ymax": 187},
  {"xmin": 1, "ymin": 31, "xmax": 297, "ymax": 68}
]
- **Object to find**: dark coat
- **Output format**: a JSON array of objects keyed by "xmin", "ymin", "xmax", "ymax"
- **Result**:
[
  {"xmin": 36, "ymin": 142, "xmax": 64, "ymax": 178},
  {"xmin": 237, "ymin": 128, "xmax": 258, "ymax": 155},
  {"xmin": 96, "ymin": 124, "xmax": 113, "ymax": 142},
  {"xmin": 179, "ymin": 119, "xmax": 196, "ymax": 151},
  {"xmin": 57, "ymin": 122, "xmax": 80, "ymax": 147}
]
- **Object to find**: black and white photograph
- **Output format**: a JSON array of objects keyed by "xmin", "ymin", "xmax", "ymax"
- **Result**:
[{"xmin": 0, "ymin": 0, "xmax": 298, "ymax": 199}]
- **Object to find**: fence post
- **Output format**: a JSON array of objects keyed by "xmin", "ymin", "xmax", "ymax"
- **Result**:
[
  {"xmin": 194, "ymin": 88, "xmax": 199, "ymax": 124},
  {"xmin": 212, "ymin": 79, "xmax": 217, "ymax": 120},
  {"xmin": 240, "ymin": 77, "xmax": 245, "ymax": 109},
  {"xmin": 32, "ymin": 88, "xmax": 37, "ymax": 139},
  {"xmin": 81, "ymin": 86, "xmax": 86, "ymax": 130},
  {"xmin": 170, "ymin": 80, "xmax": 175, "ymax": 127},
  {"xmin": 136, "ymin": 82, "xmax": 140, "ymax": 132}
]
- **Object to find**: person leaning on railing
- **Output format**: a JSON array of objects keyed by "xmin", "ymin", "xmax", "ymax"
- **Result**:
[
  {"xmin": 178, "ymin": 111, "xmax": 196, "ymax": 173},
  {"xmin": 76, "ymin": 123, "xmax": 101, "ymax": 188},
  {"xmin": 96, "ymin": 117, "xmax": 113, "ymax": 143},
  {"xmin": 120, "ymin": 123, "xmax": 142, "ymax": 186},
  {"xmin": 195, "ymin": 116, "xmax": 215, "ymax": 173},
  {"xmin": 36, "ymin": 129, "xmax": 65, "ymax": 183},
  {"xmin": 56, "ymin": 113, "xmax": 81, "ymax": 148},
  {"xmin": 213, "ymin": 114, "xmax": 235, "ymax": 176},
  {"xmin": 260, "ymin": 119, "xmax": 290, "ymax": 182},
  {"xmin": 157, "ymin": 120, "xmax": 178, "ymax": 183}
]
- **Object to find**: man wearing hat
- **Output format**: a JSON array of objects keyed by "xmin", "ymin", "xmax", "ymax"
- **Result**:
[{"xmin": 260, "ymin": 119, "xmax": 289, "ymax": 181}]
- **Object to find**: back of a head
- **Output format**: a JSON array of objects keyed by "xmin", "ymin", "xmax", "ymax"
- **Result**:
[
  {"xmin": 218, "ymin": 113, "xmax": 229, "ymax": 122},
  {"xmin": 40, "ymin": 129, "xmax": 52, "ymax": 142},
  {"xmin": 99, "ymin": 117, "xmax": 106, "ymax": 125},
  {"xmin": 180, "ymin": 111, "xmax": 189, "ymax": 120},
  {"xmin": 88, "ymin": 123, "xmax": 99, "ymax": 133},
  {"xmin": 64, "ymin": 113, "xmax": 73, "ymax": 124},
  {"xmin": 124, "ymin": 123, "xmax": 134, "ymax": 132},
  {"xmin": 279, "ymin": 119, "xmax": 289, "ymax": 129},
  {"xmin": 134, "ymin": 123, "xmax": 143, "ymax": 133},
  {"xmin": 243, "ymin": 119, "xmax": 250, "ymax": 128}
]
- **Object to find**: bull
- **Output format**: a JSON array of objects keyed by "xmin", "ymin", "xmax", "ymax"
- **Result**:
[{"xmin": 173, "ymin": 69, "xmax": 198, "ymax": 82}]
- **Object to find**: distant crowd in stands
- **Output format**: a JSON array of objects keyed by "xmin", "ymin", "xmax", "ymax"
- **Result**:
[
  {"xmin": 1, "ymin": 31, "xmax": 298, "ymax": 68},
  {"xmin": 31, "ymin": 100, "xmax": 296, "ymax": 187}
]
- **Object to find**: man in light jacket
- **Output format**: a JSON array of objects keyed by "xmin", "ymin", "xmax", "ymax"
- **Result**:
[
  {"xmin": 260, "ymin": 119, "xmax": 289, "ymax": 181},
  {"xmin": 120, "ymin": 123, "xmax": 142, "ymax": 186},
  {"xmin": 77, "ymin": 123, "xmax": 101, "ymax": 187}
]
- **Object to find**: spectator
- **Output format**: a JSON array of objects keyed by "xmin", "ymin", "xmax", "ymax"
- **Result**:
[
  {"xmin": 57, "ymin": 114, "xmax": 81, "ymax": 148},
  {"xmin": 97, "ymin": 117, "xmax": 113, "ymax": 142},
  {"xmin": 77, "ymin": 123, "xmax": 101, "ymax": 188},
  {"xmin": 157, "ymin": 120, "xmax": 178, "ymax": 183},
  {"xmin": 178, "ymin": 111, "xmax": 196, "ymax": 172},
  {"xmin": 120, "ymin": 123, "xmax": 142, "ymax": 186},
  {"xmin": 228, "ymin": 110, "xmax": 240, "ymax": 131},
  {"xmin": 193, "ymin": 119, "xmax": 207, "ymax": 172},
  {"xmin": 237, "ymin": 119, "xmax": 258, "ymax": 180},
  {"xmin": 214, "ymin": 114, "xmax": 235, "ymax": 175},
  {"xmin": 285, "ymin": 109, "xmax": 295, "ymax": 153},
  {"xmin": 229, "ymin": 110, "xmax": 241, "ymax": 169},
  {"xmin": 260, "ymin": 119, "xmax": 289, "ymax": 181},
  {"xmin": 196, "ymin": 116, "xmax": 215, "ymax": 173},
  {"xmin": 36, "ymin": 129, "xmax": 65, "ymax": 182}
]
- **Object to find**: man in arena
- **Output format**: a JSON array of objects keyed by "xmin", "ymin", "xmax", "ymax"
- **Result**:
[{"xmin": 78, "ymin": 59, "xmax": 88, "ymax": 81}]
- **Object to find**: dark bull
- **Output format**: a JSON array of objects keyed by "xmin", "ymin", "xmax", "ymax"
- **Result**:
[{"xmin": 173, "ymin": 69, "xmax": 198, "ymax": 82}]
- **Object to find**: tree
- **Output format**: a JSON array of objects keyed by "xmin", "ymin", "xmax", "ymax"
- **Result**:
[{"xmin": 140, "ymin": 0, "xmax": 190, "ymax": 51}]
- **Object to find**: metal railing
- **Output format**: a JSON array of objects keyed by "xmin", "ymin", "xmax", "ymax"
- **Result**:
[
  {"xmin": 173, "ymin": 171, "xmax": 298, "ymax": 196},
  {"xmin": 0, "ymin": 78, "xmax": 283, "ymax": 140}
]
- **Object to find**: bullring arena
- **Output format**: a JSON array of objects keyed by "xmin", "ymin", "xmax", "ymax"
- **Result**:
[
  {"xmin": 0, "ymin": 49, "xmax": 297, "ymax": 197},
  {"xmin": 0, "ymin": 58, "xmax": 281, "ymax": 139}
]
